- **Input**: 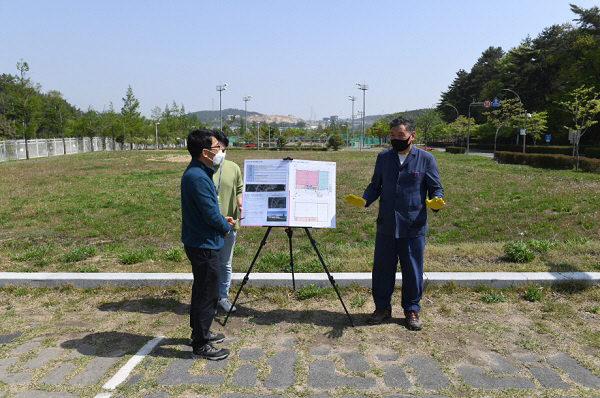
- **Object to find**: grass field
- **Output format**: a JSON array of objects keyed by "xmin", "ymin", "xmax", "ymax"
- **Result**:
[{"xmin": 1, "ymin": 148, "xmax": 599, "ymax": 274}]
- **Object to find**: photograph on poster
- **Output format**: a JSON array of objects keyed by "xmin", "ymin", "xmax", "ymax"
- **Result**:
[{"xmin": 268, "ymin": 197, "xmax": 287, "ymax": 209}]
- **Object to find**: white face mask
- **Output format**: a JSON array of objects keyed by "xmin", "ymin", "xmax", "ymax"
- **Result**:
[{"xmin": 211, "ymin": 150, "xmax": 226, "ymax": 166}]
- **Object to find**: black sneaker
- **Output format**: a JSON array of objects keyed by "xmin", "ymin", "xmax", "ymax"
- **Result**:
[
  {"xmin": 404, "ymin": 310, "xmax": 422, "ymax": 331},
  {"xmin": 188, "ymin": 331, "xmax": 225, "ymax": 345},
  {"xmin": 367, "ymin": 306, "xmax": 392, "ymax": 325},
  {"xmin": 191, "ymin": 343, "xmax": 230, "ymax": 360}
]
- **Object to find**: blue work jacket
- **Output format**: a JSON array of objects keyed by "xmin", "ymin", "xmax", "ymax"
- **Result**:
[
  {"xmin": 363, "ymin": 146, "xmax": 444, "ymax": 238},
  {"xmin": 181, "ymin": 158, "xmax": 231, "ymax": 249}
]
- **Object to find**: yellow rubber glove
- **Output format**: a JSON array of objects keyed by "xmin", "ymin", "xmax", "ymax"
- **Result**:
[
  {"xmin": 425, "ymin": 197, "xmax": 446, "ymax": 210},
  {"xmin": 344, "ymin": 194, "xmax": 366, "ymax": 207}
]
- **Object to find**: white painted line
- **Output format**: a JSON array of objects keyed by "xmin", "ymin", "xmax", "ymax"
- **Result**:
[
  {"xmin": 101, "ymin": 335, "xmax": 164, "ymax": 391},
  {"xmin": 94, "ymin": 393, "xmax": 113, "ymax": 398}
]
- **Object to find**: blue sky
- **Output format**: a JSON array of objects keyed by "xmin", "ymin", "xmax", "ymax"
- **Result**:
[{"xmin": 1, "ymin": 1, "xmax": 597, "ymax": 120}]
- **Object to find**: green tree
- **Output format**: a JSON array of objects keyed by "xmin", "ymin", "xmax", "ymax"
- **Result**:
[
  {"xmin": 525, "ymin": 111, "xmax": 548, "ymax": 144},
  {"xmin": 43, "ymin": 90, "xmax": 74, "ymax": 154},
  {"xmin": 557, "ymin": 85, "xmax": 600, "ymax": 167},
  {"xmin": 447, "ymin": 115, "xmax": 475, "ymax": 146},
  {"xmin": 276, "ymin": 134, "xmax": 288, "ymax": 149},
  {"xmin": 120, "ymin": 85, "xmax": 143, "ymax": 149},
  {"xmin": 101, "ymin": 102, "xmax": 120, "ymax": 149},
  {"xmin": 416, "ymin": 108, "xmax": 442, "ymax": 147},
  {"xmin": 14, "ymin": 60, "xmax": 42, "ymax": 159},
  {"xmin": 485, "ymin": 98, "xmax": 523, "ymax": 154},
  {"xmin": 369, "ymin": 117, "xmax": 389, "ymax": 145},
  {"xmin": 327, "ymin": 133, "xmax": 344, "ymax": 150}
]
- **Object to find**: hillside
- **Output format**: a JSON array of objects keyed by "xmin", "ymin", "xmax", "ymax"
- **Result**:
[
  {"xmin": 189, "ymin": 108, "xmax": 431, "ymax": 127},
  {"xmin": 189, "ymin": 108, "xmax": 261, "ymax": 123}
]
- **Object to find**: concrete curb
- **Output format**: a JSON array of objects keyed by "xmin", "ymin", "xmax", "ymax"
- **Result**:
[{"xmin": 0, "ymin": 272, "xmax": 599, "ymax": 288}]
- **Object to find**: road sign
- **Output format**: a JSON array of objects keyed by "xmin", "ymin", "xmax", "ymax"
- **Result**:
[
  {"xmin": 545, "ymin": 134, "xmax": 551, "ymax": 143},
  {"xmin": 483, "ymin": 100, "xmax": 492, "ymax": 108},
  {"xmin": 492, "ymin": 97, "xmax": 500, "ymax": 107}
]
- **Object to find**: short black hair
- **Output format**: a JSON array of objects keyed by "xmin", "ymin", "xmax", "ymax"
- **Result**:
[
  {"xmin": 389, "ymin": 116, "xmax": 416, "ymax": 132},
  {"xmin": 187, "ymin": 129, "xmax": 215, "ymax": 158},
  {"xmin": 212, "ymin": 129, "xmax": 229, "ymax": 148}
]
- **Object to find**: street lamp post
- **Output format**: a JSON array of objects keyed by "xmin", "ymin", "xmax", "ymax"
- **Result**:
[
  {"xmin": 348, "ymin": 95, "xmax": 356, "ymax": 148},
  {"xmin": 502, "ymin": 88, "xmax": 527, "ymax": 152},
  {"xmin": 467, "ymin": 100, "xmax": 483, "ymax": 154},
  {"xmin": 356, "ymin": 84, "xmax": 368, "ymax": 151},
  {"xmin": 155, "ymin": 121, "xmax": 160, "ymax": 149},
  {"xmin": 216, "ymin": 83, "xmax": 228, "ymax": 131},
  {"xmin": 443, "ymin": 103, "xmax": 459, "ymax": 146},
  {"xmin": 243, "ymin": 96, "xmax": 252, "ymax": 138}
]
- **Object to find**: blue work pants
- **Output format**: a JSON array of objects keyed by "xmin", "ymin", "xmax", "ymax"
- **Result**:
[{"xmin": 372, "ymin": 233, "xmax": 425, "ymax": 312}]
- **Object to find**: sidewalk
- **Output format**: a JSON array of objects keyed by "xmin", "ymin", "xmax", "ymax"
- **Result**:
[
  {"xmin": 2, "ymin": 333, "xmax": 599, "ymax": 398},
  {"xmin": 1, "ymin": 271, "xmax": 599, "ymax": 288},
  {"xmin": 1, "ymin": 273, "xmax": 599, "ymax": 397}
]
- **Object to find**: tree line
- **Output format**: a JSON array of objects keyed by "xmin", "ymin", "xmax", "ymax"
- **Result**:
[
  {"xmin": 427, "ymin": 4, "xmax": 600, "ymax": 150},
  {"xmin": 2, "ymin": 4, "xmax": 598, "ymax": 157},
  {"xmin": 0, "ymin": 61, "xmax": 205, "ymax": 157},
  {"xmin": 0, "ymin": 60, "xmax": 346, "ymax": 155}
]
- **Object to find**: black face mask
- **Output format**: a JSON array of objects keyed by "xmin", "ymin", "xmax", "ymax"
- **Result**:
[{"xmin": 391, "ymin": 138, "xmax": 411, "ymax": 152}]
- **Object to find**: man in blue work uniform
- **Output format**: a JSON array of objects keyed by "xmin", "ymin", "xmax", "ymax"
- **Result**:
[
  {"xmin": 345, "ymin": 116, "xmax": 445, "ymax": 330},
  {"xmin": 182, "ymin": 129, "xmax": 235, "ymax": 359}
]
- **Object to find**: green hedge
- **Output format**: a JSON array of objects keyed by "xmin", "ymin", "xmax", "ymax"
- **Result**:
[
  {"xmin": 470, "ymin": 143, "xmax": 573, "ymax": 155},
  {"xmin": 429, "ymin": 141, "xmax": 451, "ymax": 148},
  {"xmin": 446, "ymin": 146, "xmax": 466, "ymax": 154},
  {"xmin": 470, "ymin": 143, "xmax": 600, "ymax": 157},
  {"xmin": 495, "ymin": 151, "xmax": 600, "ymax": 172},
  {"xmin": 584, "ymin": 147, "xmax": 600, "ymax": 159},
  {"xmin": 579, "ymin": 157, "xmax": 600, "ymax": 172}
]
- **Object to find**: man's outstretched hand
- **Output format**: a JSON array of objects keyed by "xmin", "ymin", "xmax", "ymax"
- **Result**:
[
  {"xmin": 425, "ymin": 197, "xmax": 446, "ymax": 210},
  {"xmin": 344, "ymin": 194, "xmax": 366, "ymax": 207}
]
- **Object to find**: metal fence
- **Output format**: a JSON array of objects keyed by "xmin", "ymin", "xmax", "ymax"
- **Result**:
[
  {"xmin": 0, "ymin": 135, "xmax": 385, "ymax": 162},
  {"xmin": 0, "ymin": 137, "xmax": 131, "ymax": 162}
]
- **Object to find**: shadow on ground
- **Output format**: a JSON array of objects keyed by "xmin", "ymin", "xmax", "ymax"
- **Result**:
[
  {"xmin": 96, "ymin": 296, "xmax": 362, "ymax": 340},
  {"xmin": 60, "ymin": 331, "xmax": 193, "ymax": 358}
]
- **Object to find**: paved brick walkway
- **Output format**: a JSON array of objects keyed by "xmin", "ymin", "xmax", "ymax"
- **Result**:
[{"xmin": 1, "ymin": 332, "xmax": 599, "ymax": 397}]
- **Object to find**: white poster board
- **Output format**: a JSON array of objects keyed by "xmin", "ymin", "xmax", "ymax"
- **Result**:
[{"xmin": 241, "ymin": 159, "xmax": 336, "ymax": 228}]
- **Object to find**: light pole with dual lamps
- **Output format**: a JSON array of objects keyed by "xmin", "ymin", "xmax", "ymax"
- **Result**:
[
  {"xmin": 348, "ymin": 95, "xmax": 356, "ymax": 148},
  {"xmin": 443, "ymin": 103, "xmax": 460, "ymax": 147},
  {"xmin": 154, "ymin": 121, "xmax": 160, "ymax": 149},
  {"xmin": 502, "ymin": 88, "xmax": 528, "ymax": 152},
  {"xmin": 356, "ymin": 84, "xmax": 368, "ymax": 151},
  {"xmin": 243, "ymin": 96, "xmax": 252, "ymax": 138},
  {"xmin": 216, "ymin": 83, "xmax": 228, "ymax": 131}
]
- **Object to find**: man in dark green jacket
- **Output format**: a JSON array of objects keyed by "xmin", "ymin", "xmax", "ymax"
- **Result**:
[{"xmin": 181, "ymin": 129, "xmax": 235, "ymax": 360}]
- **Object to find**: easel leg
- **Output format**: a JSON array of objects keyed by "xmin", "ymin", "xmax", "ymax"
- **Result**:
[
  {"xmin": 304, "ymin": 228, "xmax": 355, "ymax": 327},
  {"xmin": 222, "ymin": 226, "xmax": 272, "ymax": 326},
  {"xmin": 285, "ymin": 227, "xmax": 296, "ymax": 290}
]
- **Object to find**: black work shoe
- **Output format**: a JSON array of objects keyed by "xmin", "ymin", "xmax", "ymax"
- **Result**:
[
  {"xmin": 191, "ymin": 343, "xmax": 229, "ymax": 360},
  {"xmin": 367, "ymin": 306, "xmax": 392, "ymax": 325},
  {"xmin": 404, "ymin": 310, "xmax": 422, "ymax": 331},
  {"xmin": 188, "ymin": 331, "xmax": 225, "ymax": 346}
]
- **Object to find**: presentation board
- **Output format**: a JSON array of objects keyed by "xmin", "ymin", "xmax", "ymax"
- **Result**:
[{"xmin": 241, "ymin": 158, "xmax": 336, "ymax": 228}]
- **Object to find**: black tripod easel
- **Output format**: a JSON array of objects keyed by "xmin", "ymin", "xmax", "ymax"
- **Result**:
[{"xmin": 222, "ymin": 226, "xmax": 355, "ymax": 326}]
